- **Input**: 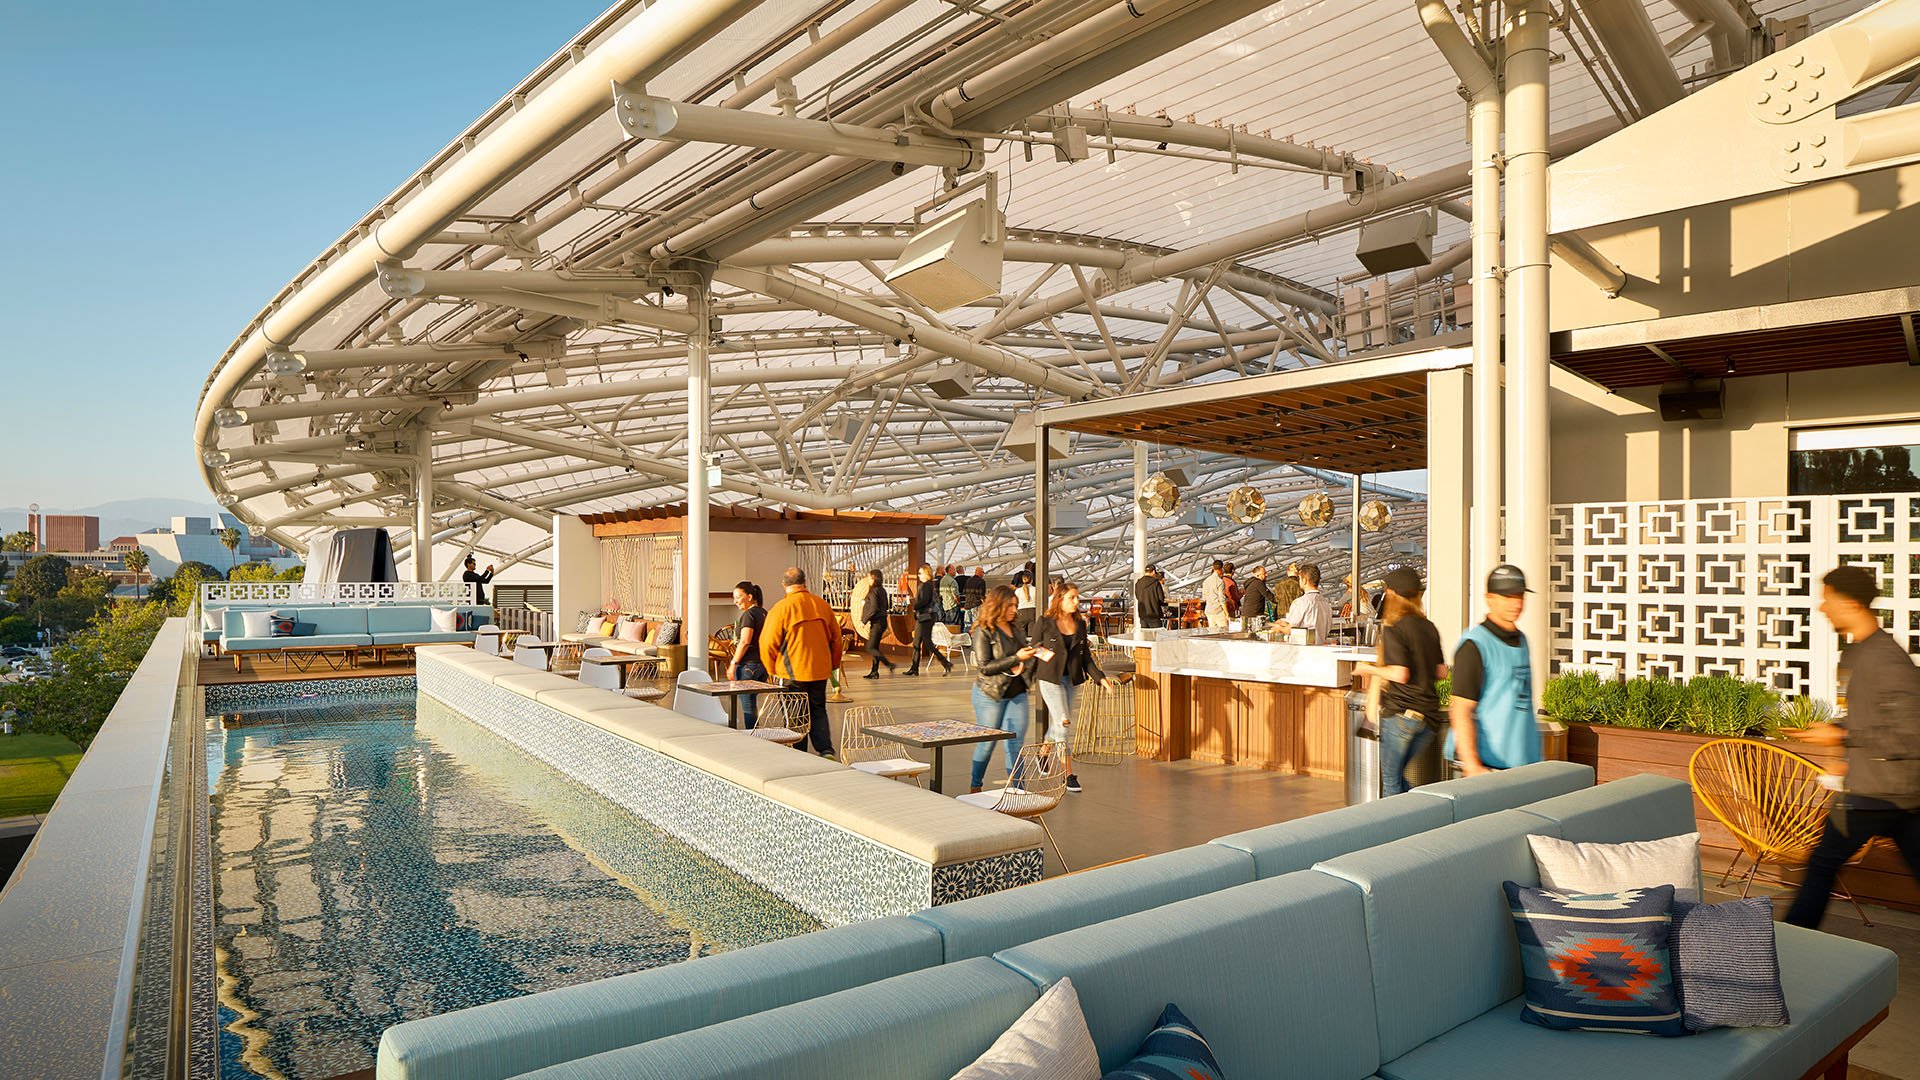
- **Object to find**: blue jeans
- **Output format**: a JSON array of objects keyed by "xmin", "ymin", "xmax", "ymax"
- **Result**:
[
  {"xmin": 1379, "ymin": 712, "xmax": 1436, "ymax": 796},
  {"xmin": 1037, "ymin": 680, "xmax": 1077, "ymax": 748},
  {"xmin": 970, "ymin": 685, "xmax": 1027, "ymax": 788},
  {"xmin": 735, "ymin": 658, "xmax": 768, "ymax": 727}
]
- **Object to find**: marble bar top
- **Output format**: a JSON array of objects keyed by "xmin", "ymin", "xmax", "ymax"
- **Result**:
[{"xmin": 1149, "ymin": 634, "xmax": 1373, "ymax": 688}]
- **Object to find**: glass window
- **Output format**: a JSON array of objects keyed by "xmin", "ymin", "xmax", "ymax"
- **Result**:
[{"xmin": 1788, "ymin": 422, "xmax": 1920, "ymax": 495}]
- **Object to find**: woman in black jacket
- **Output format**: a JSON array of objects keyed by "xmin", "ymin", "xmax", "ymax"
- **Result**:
[
  {"xmin": 968, "ymin": 585, "xmax": 1036, "ymax": 792},
  {"xmin": 859, "ymin": 568, "xmax": 897, "ymax": 678},
  {"xmin": 1029, "ymin": 580, "xmax": 1113, "ymax": 793}
]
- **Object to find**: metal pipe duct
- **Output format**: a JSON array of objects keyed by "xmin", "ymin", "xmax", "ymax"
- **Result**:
[
  {"xmin": 612, "ymin": 87, "xmax": 984, "ymax": 170},
  {"xmin": 1578, "ymin": 0, "xmax": 1685, "ymax": 114}
]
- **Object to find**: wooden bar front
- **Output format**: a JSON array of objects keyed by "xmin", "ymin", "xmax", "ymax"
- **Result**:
[{"xmin": 1131, "ymin": 645, "xmax": 1347, "ymax": 779}]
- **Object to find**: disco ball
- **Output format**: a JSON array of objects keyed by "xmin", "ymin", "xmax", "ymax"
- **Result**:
[
  {"xmin": 1225, "ymin": 485, "xmax": 1266, "ymax": 524},
  {"xmin": 1359, "ymin": 499, "xmax": 1393, "ymax": 532},
  {"xmin": 1297, "ymin": 491, "xmax": 1334, "ymax": 528},
  {"xmin": 1137, "ymin": 472, "xmax": 1180, "ymax": 518}
]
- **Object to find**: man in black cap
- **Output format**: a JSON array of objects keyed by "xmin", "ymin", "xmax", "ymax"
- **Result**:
[
  {"xmin": 1355, "ymin": 568, "xmax": 1446, "ymax": 794},
  {"xmin": 1134, "ymin": 563, "xmax": 1166, "ymax": 629},
  {"xmin": 1783, "ymin": 565, "xmax": 1920, "ymax": 928},
  {"xmin": 1447, "ymin": 564, "xmax": 1539, "ymax": 775}
]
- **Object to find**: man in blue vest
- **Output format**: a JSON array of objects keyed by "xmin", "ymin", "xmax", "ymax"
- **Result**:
[{"xmin": 1446, "ymin": 564, "xmax": 1540, "ymax": 775}]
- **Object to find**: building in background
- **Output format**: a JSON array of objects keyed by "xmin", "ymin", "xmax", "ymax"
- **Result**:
[
  {"xmin": 40, "ymin": 515, "xmax": 100, "ymax": 554},
  {"xmin": 132, "ymin": 515, "xmax": 301, "ymax": 578}
]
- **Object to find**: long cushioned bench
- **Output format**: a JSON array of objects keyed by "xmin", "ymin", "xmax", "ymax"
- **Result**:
[
  {"xmin": 375, "ymin": 761, "xmax": 1596, "ymax": 1080},
  {"xmin": 505, "ymin": 772, "xmax": 1895, "ymax": 1080},
  {"xmin": 412, "ymin": 646, "xmax": 1042, "ymax": 928},
  {"xmin": 219, "ymin": 604, "xmax": 490, "ymax": 671}
]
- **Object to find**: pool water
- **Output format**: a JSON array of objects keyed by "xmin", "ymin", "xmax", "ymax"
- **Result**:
[{"xmin": 207, "ymin": 689, "xmax": 820, "ymax": 1080}]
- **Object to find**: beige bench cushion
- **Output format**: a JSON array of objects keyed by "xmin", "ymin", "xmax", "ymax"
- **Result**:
[
  {"xmin": 491, "ymin": 670, "xmax": 582, "ymax": 695},
  {"xmin": 764, "ymin": 772, "xmax": 1043, "ymax": 864},
  {"xmin": 591, "ymin": 709, "xmax": 736, "ymax": 751},
  {"xmin": 657, "ymin": 733, "xmax": 846, "ymax": 792}
]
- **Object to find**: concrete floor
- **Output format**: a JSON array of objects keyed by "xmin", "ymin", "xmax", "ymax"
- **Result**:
[{"xmin": 835, "ymin": 661, "xmax": 1917, "ymax": 1079}]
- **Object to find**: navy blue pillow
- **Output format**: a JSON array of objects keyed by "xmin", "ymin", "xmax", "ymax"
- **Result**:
[
  {"xmin": 292, "ymin": 622, "xmax": 318, "ymax": 637},
  {"xmin": 1101, "ymin": 1002, "xmax": 1226, "ymax": 1080},
  {"xmin": 1670, "ymin": 898, "xmax": 1789, "ymax": 1031},
  {"xmin": 1504, "ymin": 882, "xmax": 1686, "ymax": 1037}
]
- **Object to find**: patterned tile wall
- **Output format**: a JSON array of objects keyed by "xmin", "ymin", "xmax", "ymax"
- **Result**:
[
  {"xmin": 416, "ymin": 657, "xmax": 1039, "ymax": 926},
  {"xmin": 203, "ymin": 675, "xmax": 416, "ymax": 713},
  {"xmin": 1551, "ymin": 493, "xmax": 1920, "ymax": 701}
]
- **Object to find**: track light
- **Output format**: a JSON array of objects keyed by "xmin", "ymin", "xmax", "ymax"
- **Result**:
[{"xmin": 203, "ymin": 449, "xmax": 231, "ymax": 468}]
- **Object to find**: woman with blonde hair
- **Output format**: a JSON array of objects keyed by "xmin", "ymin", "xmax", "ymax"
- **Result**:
[
  {"xmin": 1354, "ymin": 568, "xmax": 1447, "ymax": 795},
  {"xmin": 968, "ymin": 584, "xmax": 1035, "ymax": 792},
  {"xmin": 1028, "ymin": 580, "xmax": 1113, "ymax": 793}
]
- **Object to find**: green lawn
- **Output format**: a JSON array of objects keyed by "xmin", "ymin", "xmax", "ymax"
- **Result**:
[{"xmin": 0, "ymin": 733, "xmax": 84, "ymax": 817}]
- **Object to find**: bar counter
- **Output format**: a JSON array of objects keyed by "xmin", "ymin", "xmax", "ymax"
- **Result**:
[{"xmin": 1116, "ymin": 631, "xmax": 1369, "ymax": 779}]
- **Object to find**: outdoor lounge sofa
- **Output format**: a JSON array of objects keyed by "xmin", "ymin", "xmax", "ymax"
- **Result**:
[{"xmin": 219, "ymin": 604, "xmax": 490, "ymax": 671}]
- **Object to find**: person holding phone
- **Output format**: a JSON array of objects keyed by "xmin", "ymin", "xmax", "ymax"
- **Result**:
[
  {"xmin": 969, "ymin": 585, "xmax": 1034, "ymax": 792},
  {"xmin": 1028, "ymin": 580, "xmax": 1113, "ymax": 793}
]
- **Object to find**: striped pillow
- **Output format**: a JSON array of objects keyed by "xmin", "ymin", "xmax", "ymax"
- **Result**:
[
  {"xmin": 1670, "ymin": 899, "xmax": 1789, "ymax": 1031},
  {"xmin": 1101, "ymin": 1002, "xmax": 1225, "ymax": 1080},
  {"xmin": 1503, "ymin": 882, "xmax": 1686, "ymax": 1037}
]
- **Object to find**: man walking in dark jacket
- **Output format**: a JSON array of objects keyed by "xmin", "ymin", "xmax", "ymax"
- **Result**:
[
  {"xmin": 860, "ymin": 568, "xmax": 896, "ymax": 678},
  {"xmin": 1239, "ymin": 565, "xmax": 1275, "ymax": 624},
  {"xmin": 1134, "ymin": 564, "xmax": 1166, "ymax": 629},
  {"xmin": 1785, "ymin": 565, "xmax": 1920, "ymax": 928},
  {"xmin": 906, "ymin": 564, "xmax": 952, "ymax": 676}
]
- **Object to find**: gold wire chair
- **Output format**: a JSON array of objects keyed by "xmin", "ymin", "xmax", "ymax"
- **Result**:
[
  {"xmin": 750, "ymin": 690, "xmax": 812, "ymax": 747},
  {"xmin": 957, "ymin": 742, "xmax": 1071, "ymax": 871},
  {"xmin": 1069, "ymin": 676, "xmax": 1137, "ymax": 767},
  {"xmin": 1689, "ymin": 738, "xmax": 1877, "ymax": 925},
  {"xmin": 838, "ymin": 705, "xmax": 931, "ymax": 785}
]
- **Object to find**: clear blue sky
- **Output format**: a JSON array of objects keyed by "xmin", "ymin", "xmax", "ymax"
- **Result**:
[{"xmin": 0, "ymin": 1, "xmax": 609, "ymax": 508}]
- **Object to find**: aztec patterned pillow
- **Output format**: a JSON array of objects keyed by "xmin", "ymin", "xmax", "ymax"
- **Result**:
[
  {"xmin": 1670, "ymin": 899, "xmax": 1789, "ymax": 1031},
  {"xmin": 455, "ymin": 610, "xmax": 482, "ymax": 633},
  {"xmin": 574, "ymin": 610, "xmax": 597, "ymax": 634},
  {"xmin": 268, "ymin": 612, "xmax": 297, "ymax": 638},
  {"xmin": 1503, "ymin": 882, "xmax": 1686, "ymax": 1037},
  {"xmin": 1100, "ymin": 1002, "xmax": 1226, "ymax": 1080}
]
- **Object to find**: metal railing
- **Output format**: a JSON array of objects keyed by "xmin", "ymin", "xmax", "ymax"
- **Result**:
[{"xmin": 198, "ymin": 581, "xmax": 476, "ymax": 606}]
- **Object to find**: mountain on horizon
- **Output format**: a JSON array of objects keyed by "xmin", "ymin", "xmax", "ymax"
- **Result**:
[{"xmin": 0, "ymin": 496, "xmax": 226, "ymax": 545}]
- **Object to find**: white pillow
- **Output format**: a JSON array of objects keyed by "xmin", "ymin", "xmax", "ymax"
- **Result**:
[
  {"xmin": 239, "ymin": 610, "xmax": 273, "ymax": 638},
  {"xmin": 950, "ymin": 977, "xmax": 1099, "ymax": 1080},
  {"xmin": 431, "ymin": 607, "xmax": 460, "ymax": 632},
  {"xmin": 202, "ymin": 608, "xmax": 223, "ymax": 632},
  {"xmin": 1528, "ymin": 832, "xmax": 1703, "ymax": 902}
]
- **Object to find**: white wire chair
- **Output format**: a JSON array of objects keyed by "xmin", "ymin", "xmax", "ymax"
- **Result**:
[
  {"xmin": 956, "ymin": 742, "xmax": 1071, "ymax": 870},
  {"xmin": 671, "ymin": 669, "xmax": 729, "ymax": 725},
  {"xmin": 932, "ymin": 623, "xmax": 974, "ymax": 672},
  {"xmin": 473, "ymin": 624, "xmax": 503, "ymax": 656},
  {"xmin": 751, "ymin": 691, "xmax": 812, "ymax": 747},
  {"xmin": 838, "ymin": 705, "xmax": 930, "ymax": 785},
  {"xmin": 577, "ymin": 648, "xmax": 668, "ymax": 701}
]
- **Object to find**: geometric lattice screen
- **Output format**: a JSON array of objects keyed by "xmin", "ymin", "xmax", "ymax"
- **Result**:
[{"xmin": 1551, "ymin": 493, "xmax": 1920, "ymax": 704}]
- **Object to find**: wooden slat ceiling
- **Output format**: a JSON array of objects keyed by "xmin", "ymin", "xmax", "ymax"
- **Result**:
[
  {"xmin": 1054, "ymin": 371, "xmax": 1431, "ymax": 473},
  {"xmin": 1553, "ymin": 312, "xmax": 1917, "ymax": 390},
  {"xmin": 580, "ymin": 504, "xmax": 943, "ymax": 526}
]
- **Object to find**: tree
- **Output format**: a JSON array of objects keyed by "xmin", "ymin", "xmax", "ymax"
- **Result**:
[
  {"xmin": 150, "ymin": 561, "xmax": 224, "ymax": 614},
  {"xmin": 10, "ymin": 555, "xmax": 70, "ymax": 606},
  {"xmin": 0, "ymin": 602, "xmax": 167, "ymax": 748},
  {"xmin": 0, "ymin": 615, "xmax": 34, "ymax": 646},
  {"xmin": 276, "ymin": 564, "xmax": 306, "ymax": 582},
  {"xmin": 1, "ymin": 531, "xmax": 35, "ymax": 553},
  {"xmin": 123, "ymin": 548, "xmax": 149, "ymax": 601},
  {"xmin": 217, "ymin": 527, "xmax": 243, "ymax": 572},
  {"xmin": 227, "ymin": 561, "xmax": 282, "ymax": 583}
]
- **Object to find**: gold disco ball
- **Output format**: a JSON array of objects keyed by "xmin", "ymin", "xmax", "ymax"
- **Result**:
[
  {"xmin": 1225, "ymin": 485, "xmax": 1266, "ymax": 525},
  {"xmin": 1359, "ymin": 499, "xmax": 1393, "ymax": 532},
  {"xmin": 1297, "ymin": 491, "xmax": 1334, "ymax": 528},
  {"xmin": 1137, "ymin": 472, "xmax": 1180, "ymax": 518}
]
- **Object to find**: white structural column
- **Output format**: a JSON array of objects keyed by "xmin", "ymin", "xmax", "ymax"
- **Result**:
[
  {"xmin": 1504, "ymin": 0, "xmax": 1553, "ymax": 679},
  {"xmin": 1132, "ymin": 442, "xmax": 1149, "ymax": 577},
  {"xmin": 685, "ymin": 281, "xmax": 712, "ymax": 651},
  {"xmin": 413, "ymin": 427, "xmax": 434, "ymax": 583}
]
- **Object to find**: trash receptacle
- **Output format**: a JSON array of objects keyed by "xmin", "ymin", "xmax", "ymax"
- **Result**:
[{"xmin": 1345, "ymin": 690, "xmax": 1380, "ymax": 806}]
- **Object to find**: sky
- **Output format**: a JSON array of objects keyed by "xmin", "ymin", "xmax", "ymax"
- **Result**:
[{"xmin": 0, "ymin": 1, "xmax": 609, "ymax": 508}]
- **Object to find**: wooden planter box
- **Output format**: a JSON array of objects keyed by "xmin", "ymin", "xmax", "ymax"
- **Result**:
[{"xmin": 1565, "ymin": 722, "xmax": 1918, "ymax": 913}]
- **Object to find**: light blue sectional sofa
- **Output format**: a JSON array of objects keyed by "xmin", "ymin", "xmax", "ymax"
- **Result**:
[
  {"xmin": 490, "ymin": 773, "xmax": 1894, "ymax": 1080},
  {"xmin": 218, "ymin": 604, "xmax": 490, "ymax": 670},
  {"xmin": 375, "ymin": 763, "xmax": 1598, "ymax": 1080}
]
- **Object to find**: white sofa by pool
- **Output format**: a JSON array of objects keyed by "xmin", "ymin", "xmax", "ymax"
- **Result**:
[{"xmin": 414, "ymin": 647, "xmax": 1043, "ymax": 925}]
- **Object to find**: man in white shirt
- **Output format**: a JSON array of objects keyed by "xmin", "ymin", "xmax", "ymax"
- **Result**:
[
  {"xmin": 1201, "ymin": 560, "xmax": 1230, "ymax": 629},
  {"xmin": 1279, "ymin": 563, "xmax": 1332, "ymax": 642}
]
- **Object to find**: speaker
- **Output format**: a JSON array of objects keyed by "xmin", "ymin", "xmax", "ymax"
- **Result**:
[
  {"xmin": 1658, "ymin": 381, "xmax": 1724, "ymax": 421},
  {"xmin": 884, "ymin": 198, "xmax": 1004, "ymax": 311},
  {"xmin": 1355, "ymin": 213, "xmax": 1435, "ymax": 275}
]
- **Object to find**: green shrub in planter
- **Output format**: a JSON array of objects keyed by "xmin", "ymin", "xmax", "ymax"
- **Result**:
[
  {"xmin": 1769, "ymin": 694, "xmax": 1831, "ymax": 737},
  {"xmin": 1620, "ymin": 676, "xmax": 1689, "ymax": 730},
  {"xmin": 1684, "ymin": 675, "xmax": 1780, "ymax": 738},
  {"xmin": 1435, "ymin": 675, "xmax": 1451, "ymax": 711},
  {"xmin": 1541, "ymin": 671, "xmax": 1626, "ymax": 727}
]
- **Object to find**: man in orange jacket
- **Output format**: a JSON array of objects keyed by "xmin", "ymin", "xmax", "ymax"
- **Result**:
[{"xmin": 761, "ymin": 566, "xmax": 844, "ymax": 755}]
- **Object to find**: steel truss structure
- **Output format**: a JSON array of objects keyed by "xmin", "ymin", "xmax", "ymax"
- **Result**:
[{"xmin": 195, "ymin": 0, "xmax": 1880, "ymax": 594}]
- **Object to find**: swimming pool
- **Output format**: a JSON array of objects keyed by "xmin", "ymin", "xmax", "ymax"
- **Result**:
[{"xmin": 207, "ymin": 687, "xmax": 820, "ymax": 1080}]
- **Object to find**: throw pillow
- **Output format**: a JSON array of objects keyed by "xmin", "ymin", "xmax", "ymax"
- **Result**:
[
  {"xmin": 1528, "ymin": 833, "xmax": 1703, "ymax": 902},
  {"xmin": 616, "ymin": 617, "xmax": 645, "ymax": 642},
  {"xmin": 431, "ymin": 607, "xmax": 460, "ymax": 633},
  {"xmin": 269, "ymin": 613, "xmax": 297, "ymax": 638},
  {"xmin": 1100, "ymin": 1002, "xmax": 1226, "ymax": 1080},
  {"xmin": 292, "ymin": 622, "xmax": 317, "ymax": 637},
  {"xmin": 1670, "ymin": 899, "xmax": 1789, "ymax": 1031},
  {"xmin": 598, "ymin": 618, "xmax": 619, "ymax": 637},
  {"xmin": 202, "ymin": 607, "xmax": 223, "ymax": 633},
  {"xmin": 1503, "ymin": 882, "xmax": 1686, "ymax": 1037},
  {"xmin": 240, "ymin": 610, "xmax": 274, "ymax": 638},
  {"xmin": 574, "ymin": 610, "xmax": 596, "ymax": 634},
  {"xmin": 655, "ymin": 620, "xmax": 681, "ymax": 645},
  {"xmin": 455, "ymin": 611, "xmax": 481, "ymax": 633},
  {"xmin": 951, "ymin": 977, "xmax": 1099, "ymax": 1080}
]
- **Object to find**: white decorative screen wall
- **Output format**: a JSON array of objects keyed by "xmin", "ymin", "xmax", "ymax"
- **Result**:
[{"xmin": 1551, "ymin": 493, "xmax": 1920, "ymax": 703}]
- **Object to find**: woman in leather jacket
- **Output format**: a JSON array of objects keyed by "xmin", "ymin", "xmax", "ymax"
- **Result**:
[
  {"xmin": 1029, "ymin": 581, "xmax": 1114, "ymax": 793},
  {"xmin": 969, "ymin": 584, "xmax": 1036, "ymax": 792}
]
